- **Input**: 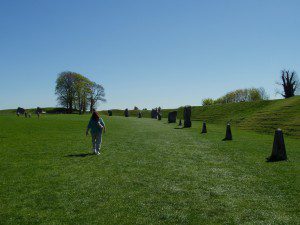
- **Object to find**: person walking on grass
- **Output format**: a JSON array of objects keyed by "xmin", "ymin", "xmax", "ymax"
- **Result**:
[{"xmin": 86, "ymin": 111, "xmax": 106, "ymax": 155}]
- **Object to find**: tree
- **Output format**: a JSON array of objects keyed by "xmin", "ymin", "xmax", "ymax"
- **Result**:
[
  {"xmin": 88, "ymin": 82, "xmax": 106, "ymax": 112},
  {"xmin": 277, "ymin": 70, "xmax": 299, "ymax": 98},
  {"xmin": 202, "ymin": 98, "xmax": 214, "ymax": 106},
  {"xmin": 55, "ymin": 71, "xmax": 77, "ymax": 113},
  {"xmin": 55, "ymin": 71, "xmax": 105, "ymax": 114},
  {"xmin": 73, "ymin": 74, "xmax": 92, "ymax": 114}
]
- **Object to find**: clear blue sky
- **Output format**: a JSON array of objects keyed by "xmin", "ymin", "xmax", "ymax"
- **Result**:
[{"xmin": 0, "ymin": 0, "xmax": 299, "ymax": 110}]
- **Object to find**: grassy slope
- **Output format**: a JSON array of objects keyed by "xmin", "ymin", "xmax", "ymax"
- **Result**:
[
  {"xmin": 2, "ymin": 96, "xmax": 299, "ymax": 136},
  {"xmin": 0, "ymin": 115, "xmax": 299, "ymax": 224},
  {"xmin": 101, "ymin": 96, "xmax": 300, "ymax": 137}
]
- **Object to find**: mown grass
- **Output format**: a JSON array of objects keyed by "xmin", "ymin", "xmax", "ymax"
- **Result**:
[{"xmin": 0, "ymin": 114, "xmax": 299, "ymax": 224}]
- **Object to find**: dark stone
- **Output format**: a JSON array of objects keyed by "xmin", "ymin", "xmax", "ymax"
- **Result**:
[
  {"xmin": 201, "ymin": 121, "xmax": 207, "ymax": 133},
  {"xmin": 222, "ymin": 123, "xmax": 232, "ymax": 141},
  {"xmin": 17, "ymin": 107, "xmax": 25, "ymax": 115},
  {"xmin": 25, "ymin": 112, "xmax": 28, "ymax": 118},
  {"xmin": 178, "ymin": 119, "xmax": 182, "ymax": 126},
  {"xmin": 108, "ymin": 110, "xmax": 112, "ymax": 116},
  {"xmin": 124, "ymin": 108, "xmax": 129, "ymax": 117},
  {"xmin": 168, "ymin": 111, "xmax": 177, "ymax": 123},
  {"xmin": 267, "ymin": 129, "xmax": 287, "ymax": 162},
  {"xmin": 138, "ymin": 112, "xmax": 142, "ymax": 118},
  {"xmin": 151, "ymin": 108, "xmax": 158, "ymax": 119},
  {"xmin": 183, "ymin": 106, "xmax": 192, "ymax": 128}
]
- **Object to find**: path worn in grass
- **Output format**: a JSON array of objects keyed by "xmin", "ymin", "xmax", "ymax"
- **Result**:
[{"xmin": 0, "ymin": 115, "xmax": 299, "ymax": 224}]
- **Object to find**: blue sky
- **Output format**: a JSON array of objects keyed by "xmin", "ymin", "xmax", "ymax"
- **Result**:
[{"xmin": 0, "ymin": 0, "xmax": 299, "ymax": 110}]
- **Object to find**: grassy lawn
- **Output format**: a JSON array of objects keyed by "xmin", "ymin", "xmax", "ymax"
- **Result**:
[{"xmin": 0, "ymin": 114, "xmax": 299, "ymax": 224}]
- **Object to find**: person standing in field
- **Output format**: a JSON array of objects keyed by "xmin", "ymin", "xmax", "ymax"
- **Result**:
[{"xmin": 86, "ymin": 111, "xmax": 106, "ymax": 155}]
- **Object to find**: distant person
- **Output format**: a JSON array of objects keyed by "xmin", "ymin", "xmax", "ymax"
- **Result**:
[
  {"xmin": 37, "ymin": 112, "xmax": 40, "ymax": 118},
  {"xmin": 86, "ymin": 111, "xmax": 106, "ymax": 155},
  {"xmin": 25, "ymin": 112, "xmax": 28, "ymax": 118}
]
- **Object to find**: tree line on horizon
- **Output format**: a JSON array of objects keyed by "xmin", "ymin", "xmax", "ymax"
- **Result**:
[{"xmin": 55, "ymin": 71, "xmax": 106, "ymax": 114}]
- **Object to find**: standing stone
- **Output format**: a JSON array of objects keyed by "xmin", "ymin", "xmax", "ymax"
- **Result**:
[
  {"xmin": 151, "ymin": 108, "xmax": 158, "ymax": 119},
  {"xmin": 267, "ymin": 129, "xmax": 287, "ymax": 162},
  {"xmin": 108, "ymin": 110, "xmax": 112, "ymax": 116},
  {"xmin": 25, "ymin": 112, "xmax": 28, "ymax": 118},
  {"xmin": 124, "ymin": 108, "xmax": 129, "ymax": 117},
  {"xmin": 168, "ymin": 111, "xmax": 177, "ymax": 123},
  {"xmin": 222, "ymin": 123, "xmax": 232, "ymax": 141},
  {"xmin": 178, "ymin": 119, "xmax": 182, "ymax": 126},
  {"xmin": 201, "ymin": 121, "xmax": 207, "ymax": 133},
  {"xmin": 138, "ymin": 112, "xmax": 142, "ymax": 118},
  {"xmin": 183, "ymin": 106, "xmax": 192, "ymax": 128}
]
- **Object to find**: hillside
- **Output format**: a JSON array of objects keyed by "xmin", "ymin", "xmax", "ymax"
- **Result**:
[
  {"xmin": 1, "ymin": 97, "xmax": 299, "ymax": 136},
  {"xmin": 100, "ymin": 96, "xmax": 300, "ymax": 137}
]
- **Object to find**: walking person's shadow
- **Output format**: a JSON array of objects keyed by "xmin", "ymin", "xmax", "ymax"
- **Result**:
[{"xmin": 65, "ymin": 153, "xmax": 94, "ymax": 157}]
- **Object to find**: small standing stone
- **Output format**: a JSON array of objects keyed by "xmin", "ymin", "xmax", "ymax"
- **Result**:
[
  {"xmin": 25, "ymin": 112, "xmax": 28, "ymax": 118},
  {"xmin": 138, "ymin": 112, "xmax": 142, "ymax": 118},
  {"xmin": 222, "ymin": 123, "xmax": 232, "ymax": 141},
  {"xmin": 124, "ymin": 108, "xmax": 129, "ymax": 117},
  {"xmin": 184, "ymin": 106, "xmax": 192, "ymax": 128},
  {"xmin": 267, "ymin": 129, "xmax": 287, "ymax": 162},
  {"xmin": 108, "ymin": 110, "xmax": 112, "ymax": 116},
  {"xmin": 201, "ymin": 121, "xmax": 207, "ymax": 133}
]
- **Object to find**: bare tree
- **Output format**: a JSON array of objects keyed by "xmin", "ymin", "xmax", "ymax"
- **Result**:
[{"xmin": 277, "ymin": 70, "xmax": 299, "ymax": 98}]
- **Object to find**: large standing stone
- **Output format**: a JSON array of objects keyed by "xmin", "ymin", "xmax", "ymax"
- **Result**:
[
  {"xmin": 267, "ymin": 129, "xmax": 287, "ymax": 162},
  {"xmin": 201, "ymin": 121, "xmax": 207, "ymax": 133},
  {"xmin": 184, "ymin": 106, "xmax": 192, "ymax": 128},
  {"xmin": 151, "ymin": 108, "xmax": 158, "ymax": 119},
  {"xmin": 124, "ymin": 108, "xmax": 129, "ymax": 117},
  {"xmin": 108, "ymin": 110, "xmax": 112, "ymax": 116},
  {"xmin": 222, "ymin": 123, "xmax": 232, "ymax": 141},
  {"xmin": 168, "ymin": 111, "xmax": 177, "ymax": 123}
]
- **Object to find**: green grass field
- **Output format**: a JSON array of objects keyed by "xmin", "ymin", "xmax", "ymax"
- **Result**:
[{"xmin": 0, "ymin": 114, "xmax": 299, "ymax": 224}]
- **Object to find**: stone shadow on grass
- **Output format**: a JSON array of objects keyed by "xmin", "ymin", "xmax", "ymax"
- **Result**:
[{"xmin": 66, "ymin": 153, "xmax": 94, "ymax": 157}]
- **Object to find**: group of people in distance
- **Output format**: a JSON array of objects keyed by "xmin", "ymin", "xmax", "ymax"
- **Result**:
[{"xmin": 17, "ymin": 111, "xmax": 40, "ymax": 118}]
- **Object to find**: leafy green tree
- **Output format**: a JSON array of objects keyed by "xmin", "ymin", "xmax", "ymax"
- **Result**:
[{"xmin": 88, "ymin": 82, "xmax": 106, "ymax": 112}]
